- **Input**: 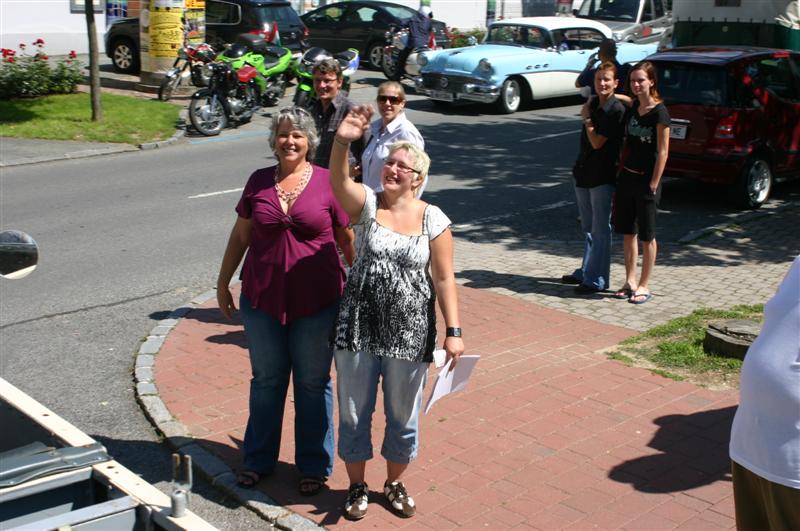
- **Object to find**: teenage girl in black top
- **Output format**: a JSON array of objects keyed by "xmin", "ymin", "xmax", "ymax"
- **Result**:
[{"xmin": 613, "ymin": 61, "xmax": 670, "ymax": 305}]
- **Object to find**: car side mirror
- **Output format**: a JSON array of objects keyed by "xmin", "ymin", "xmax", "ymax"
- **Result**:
[
  {"xmin": 467, "ymin": 36, "xmax": 477, "ymax": 46},
  {"xmin": 0, "ymin": 231, "xmax": 38, "ymax": 280}
]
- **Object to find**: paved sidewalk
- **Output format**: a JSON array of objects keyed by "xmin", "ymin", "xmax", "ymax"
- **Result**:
[{"xmin": 138, "ymin": 205, "xmax": 800, "ymax": 529}]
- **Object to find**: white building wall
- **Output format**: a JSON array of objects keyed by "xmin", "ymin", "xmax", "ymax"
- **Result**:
[
  {"xmin": 0, "ymin": 0, "xmax": 107, "ymax": 56},
  {"xmin": 388, "ymin": 0, "xmax": 526, "ymax": 30}
]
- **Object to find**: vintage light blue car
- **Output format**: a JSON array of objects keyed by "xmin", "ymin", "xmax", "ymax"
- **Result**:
[{"xmin": 416, "ymin": 17, "xmax": 658, "ymax": 113}]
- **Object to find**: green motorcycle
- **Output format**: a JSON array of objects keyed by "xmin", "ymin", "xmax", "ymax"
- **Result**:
[{"xmin": 216, "ymin": 35, "xmax": 293, "ymax": 107}]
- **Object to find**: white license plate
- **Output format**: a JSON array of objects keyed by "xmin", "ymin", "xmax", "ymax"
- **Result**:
[
  {"xmin": 428, "ymin": 90, "xmax": 454, "ymax": 102},
  {"xmin": 670, "ymin": 124, "xmax": 688, "ymax": 140}
]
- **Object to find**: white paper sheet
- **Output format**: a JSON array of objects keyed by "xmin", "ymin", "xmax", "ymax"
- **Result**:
[{"xmin": 424, "ymin": 355, "xmax": 480, "ymax": 414}]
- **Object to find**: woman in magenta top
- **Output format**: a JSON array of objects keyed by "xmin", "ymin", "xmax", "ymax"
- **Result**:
[{"xmin": 216, "ymin": 107, "xmax": 354, "ymax": 495}]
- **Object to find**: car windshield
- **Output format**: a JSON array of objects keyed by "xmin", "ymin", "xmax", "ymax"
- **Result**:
[
  {"xmin": 657, "ymin": 62, "xmax": 728, "ymax": 106},
  {"xmin": 485, "ymin": 25, "xmax": 548, "ymax": 48},
  {"xmin": 577, "ymin": 0, "xmax": 640, "ymax": 22}
]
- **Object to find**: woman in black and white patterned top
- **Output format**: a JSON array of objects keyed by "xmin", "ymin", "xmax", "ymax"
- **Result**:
[{"xmin": 329, "ymin": 105, "xmax": 464, "ymax": 521}]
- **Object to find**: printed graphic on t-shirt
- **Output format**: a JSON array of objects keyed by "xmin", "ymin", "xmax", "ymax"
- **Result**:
[{"xmin": 627, "ymin": 116, "xmax": 654, "ymax": 144}]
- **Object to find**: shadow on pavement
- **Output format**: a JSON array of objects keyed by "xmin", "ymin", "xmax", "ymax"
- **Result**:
[
  {"xmin": 411, "ymin": 110, "xmax": 800, "ymax": 265},
  {"xmin": 457, "ymin": 269, "xmax": 629, "ymax": 300},
  {"xmin": 195, "ymin": 436, "xmax": 350, "ymax": 527},
  {"xmin": 608, "ymin": 406, "xmax": 735, "ymax": 493}
]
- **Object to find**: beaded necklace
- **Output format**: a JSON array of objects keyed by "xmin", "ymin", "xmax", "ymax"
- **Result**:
[{"xmin": 275, "ymin": 162, "xmax": 312, "ymax": 203}]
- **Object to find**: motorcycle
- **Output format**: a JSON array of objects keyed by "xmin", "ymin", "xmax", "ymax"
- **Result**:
[
  {"xmin": 216, "ymin": 35, "xmax": 293, "ymax": 107},
  {"xmin": 188, "ymin": 61, "xmax": 260, "ymax": 136},
  {"xmin": 157, "ymin": 42, "xmax": 217, "ymax": 102},
  {"xmin": 292, "ymin": 46, "xmax": 360, "ymax": 108},
  {"xmin": 382, "ymin": 24, "xmax": 434, "ymax": 81}
]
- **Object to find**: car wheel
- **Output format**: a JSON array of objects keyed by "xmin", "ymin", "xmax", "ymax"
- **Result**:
[
  {"xmin": 382, "ymin": 53, "xmax": 399, "ymax": 80},
  {"xmin": 367, "ymin": 42, "xmax": 383, "ymax": 69},
  {"xmin": 736, "ymin": 157, "xmax": 773, "ymax": 209},
  {"xmin": 496, "ymin": 77, "xmax": 522, "ymax": 114},
  {"xmin": 111, "ymin": 38, "xmax": 139, "ymax": 74}
]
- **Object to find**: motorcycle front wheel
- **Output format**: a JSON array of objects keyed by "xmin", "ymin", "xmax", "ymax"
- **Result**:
[
  {"xmin": 382, "ymin": 54, "xmax": 399, "ymax": 81},
  {"xmin": 189, "ymin": 95, "xmax": 227, "ymax": 136},
  {"xmin": 158, "ymin": 71, "xmax": 182, "ymax": 101}
]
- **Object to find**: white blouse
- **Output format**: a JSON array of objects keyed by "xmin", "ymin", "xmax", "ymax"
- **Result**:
[{"xmin": 361, "ymin": 112, "xmax": 425, "ymax": 196}]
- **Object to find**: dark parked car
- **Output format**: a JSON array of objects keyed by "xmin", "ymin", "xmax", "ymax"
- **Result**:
[
  {"xmin": 105, "ymin": 0, "xmax": 309, "ymax": 74},
  {"xmin": 300, "ymin": 0, "xmax": 449, "ymax": 68},
  {"xmin": 650, "ymin": 46, "xmax": 800, "ymax": 208}
]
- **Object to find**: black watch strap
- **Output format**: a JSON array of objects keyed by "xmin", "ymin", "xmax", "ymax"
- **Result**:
[{"xmin": 446, "ymin": 327, "xmax": 462, "ymax": 338}]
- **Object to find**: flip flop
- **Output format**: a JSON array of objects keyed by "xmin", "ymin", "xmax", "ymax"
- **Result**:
[
  {"xmin": 629, "ymin": 292, "xmax": 653, "ymax": 305},
  {"xmin": 613, "ymin": 287, "xmax": 632, "ymax": 299},
  {"xmin": 299, "ymin": 476, "xmax": 328, "ymax": 496},
  {"xmin": 236, "ymin": 470, "xmax": 262, "ymax": 489}
]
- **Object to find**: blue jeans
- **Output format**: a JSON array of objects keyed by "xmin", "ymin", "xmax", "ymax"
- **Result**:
[
  {"xmin": 334, "ymin": 350, "xmax": 428, "ymax": 465},
  {"xmin": 239, "ymin": 294, "xmax": 337, "ymax": 477},
  {"xmin": 572, "ymin": 184, "xmax": 614, "ymax": 290}
]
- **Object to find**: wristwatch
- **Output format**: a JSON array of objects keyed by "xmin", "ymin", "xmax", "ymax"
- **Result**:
[{"xmin": 446, "ymin": 327, "xmax": 462, "ymax": 338}]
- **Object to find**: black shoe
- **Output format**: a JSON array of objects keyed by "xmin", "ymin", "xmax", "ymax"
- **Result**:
[
  {"xmin": 575, "ymin": 284, "xmax": 602, "ymax": 294},
  {"xmin": 561, "ymin": 274, "xmax": 581, "ymax": 284}
]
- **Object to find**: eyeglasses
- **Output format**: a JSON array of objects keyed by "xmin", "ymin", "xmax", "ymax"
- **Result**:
[
  {"xmin": 377, "ymin": 95, "xmax": 403, "ymax": 104},
  {"xmin": 384, "ymin": 158, "xmax": 419, "ymax": 175}
]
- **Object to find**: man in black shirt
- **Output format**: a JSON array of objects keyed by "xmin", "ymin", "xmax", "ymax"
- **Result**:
[{"xmin": 308, "ymin": 59, "xmax": 362, "ymax": 168}]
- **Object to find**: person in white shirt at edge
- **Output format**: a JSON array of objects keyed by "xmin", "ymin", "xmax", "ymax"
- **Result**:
[
  {"xmin": 729, "ymin": 255, "xmax": 800, "ymax": 530},
  {"xmin": 359, "ymin": 81, "xmax": 426, "ymax": 195}
]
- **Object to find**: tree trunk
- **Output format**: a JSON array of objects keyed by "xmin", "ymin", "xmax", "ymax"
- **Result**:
[{"xmin": 85, "ymin": 0, "xmax": 103, "ymax": 121}]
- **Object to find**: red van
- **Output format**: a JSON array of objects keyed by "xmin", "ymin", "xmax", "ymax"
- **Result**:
[{"xmin": 647, "ymin": 47, "xmax": 800, "ymax": 208}]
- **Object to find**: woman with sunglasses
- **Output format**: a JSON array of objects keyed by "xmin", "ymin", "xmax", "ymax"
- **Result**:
[
  {"xmin": 360, "ymin": 81, "xmax": 425, "ymax": 195},
  {"xmin": 216, "ymin": 106, "xmax": 355, "ymax": 495},
  {"xmin": 329, "ymin": 106, "xmax": 464, "ymax": 521}
]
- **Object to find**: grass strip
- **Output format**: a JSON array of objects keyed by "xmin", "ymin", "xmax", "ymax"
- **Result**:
[
  {"xmin": 0, "ymin": 93, "xmax": 181, "ymax": 144},
  {"xmin": 609, "ymin": 304, "xmax": 763, "ymax": 388}
]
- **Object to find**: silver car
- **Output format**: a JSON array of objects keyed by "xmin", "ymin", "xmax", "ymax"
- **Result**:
[{"xmin": 574, "ymin": 0, "xmax": 672, "ymax": 44}]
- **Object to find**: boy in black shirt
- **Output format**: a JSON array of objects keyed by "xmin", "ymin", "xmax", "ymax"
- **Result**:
[{"xmin": 564, "ymin": 62, "xmax": 626, "ymax": 294}]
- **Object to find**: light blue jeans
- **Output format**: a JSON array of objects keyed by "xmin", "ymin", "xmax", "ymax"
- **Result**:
[
  {"xmin": 334, "ymin": 350, "xmax": 428, "ymax": 465},
  {"xmin": 239, "ymin": 294, "xmax": 337, "ymax": 477},
  {"xmin": 572, "ymin": 183, "xmax": 614, "ymax": 290}
]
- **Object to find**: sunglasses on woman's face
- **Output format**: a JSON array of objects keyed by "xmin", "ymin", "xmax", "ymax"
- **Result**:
[{"xmin": 377, "ymin": 95, "xmax": 403, "ymax": 104}]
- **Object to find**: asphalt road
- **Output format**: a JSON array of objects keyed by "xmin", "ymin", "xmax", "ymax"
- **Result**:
[{"xmin": 1, "ymin": 68, "xmax": 798, "ymax": 527}]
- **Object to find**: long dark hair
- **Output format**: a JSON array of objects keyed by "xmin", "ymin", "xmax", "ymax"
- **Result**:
[{"xmin": 629, "ymin": 61, "xmax": 662, "ymax": 102}]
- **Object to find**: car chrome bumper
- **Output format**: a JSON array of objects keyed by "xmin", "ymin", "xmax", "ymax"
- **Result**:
[{"xmin": 415, "ymin": 76, "xmax": 500, "ymax": 103}]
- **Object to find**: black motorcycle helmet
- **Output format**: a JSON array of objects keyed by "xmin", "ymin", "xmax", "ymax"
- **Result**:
[
  {"xmin": 222, "ymin": 44, "xmax": 249, "ymax": 59},
  {"xmin": 300, "ymin": 47, "xmax": 332, "ymax": 73}
]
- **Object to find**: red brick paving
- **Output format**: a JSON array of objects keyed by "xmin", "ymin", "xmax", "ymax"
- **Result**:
[{"xmin": 154, "ymin": 284, "xmax": 738, "ymax": 529}]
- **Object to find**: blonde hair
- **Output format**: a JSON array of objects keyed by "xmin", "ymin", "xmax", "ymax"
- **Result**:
[
  {"xmin": 388, "ymin": 141, "xmax": 430, "ymax": 197},
  {"xmin": 377, "ymin": 80, "xmax": 406, "ymax": 100}
]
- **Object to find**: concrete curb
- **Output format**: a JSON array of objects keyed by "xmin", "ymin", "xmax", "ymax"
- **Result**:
[
  {"xmin": 0, "ymin": 110, "xmax": 187, "ymax": 168},
  {"xmin": 133, "ymin": 286, "xmax": 323, "ymax": 531}
]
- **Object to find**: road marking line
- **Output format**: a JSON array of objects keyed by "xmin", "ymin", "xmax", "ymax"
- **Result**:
[
  {"xmin": 189, "ymin": 188, "xmax": 244, "ymax": 199},
  {"xmin": 520, "ymin": 130, "xmax": 579, "ymax": 143}
]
